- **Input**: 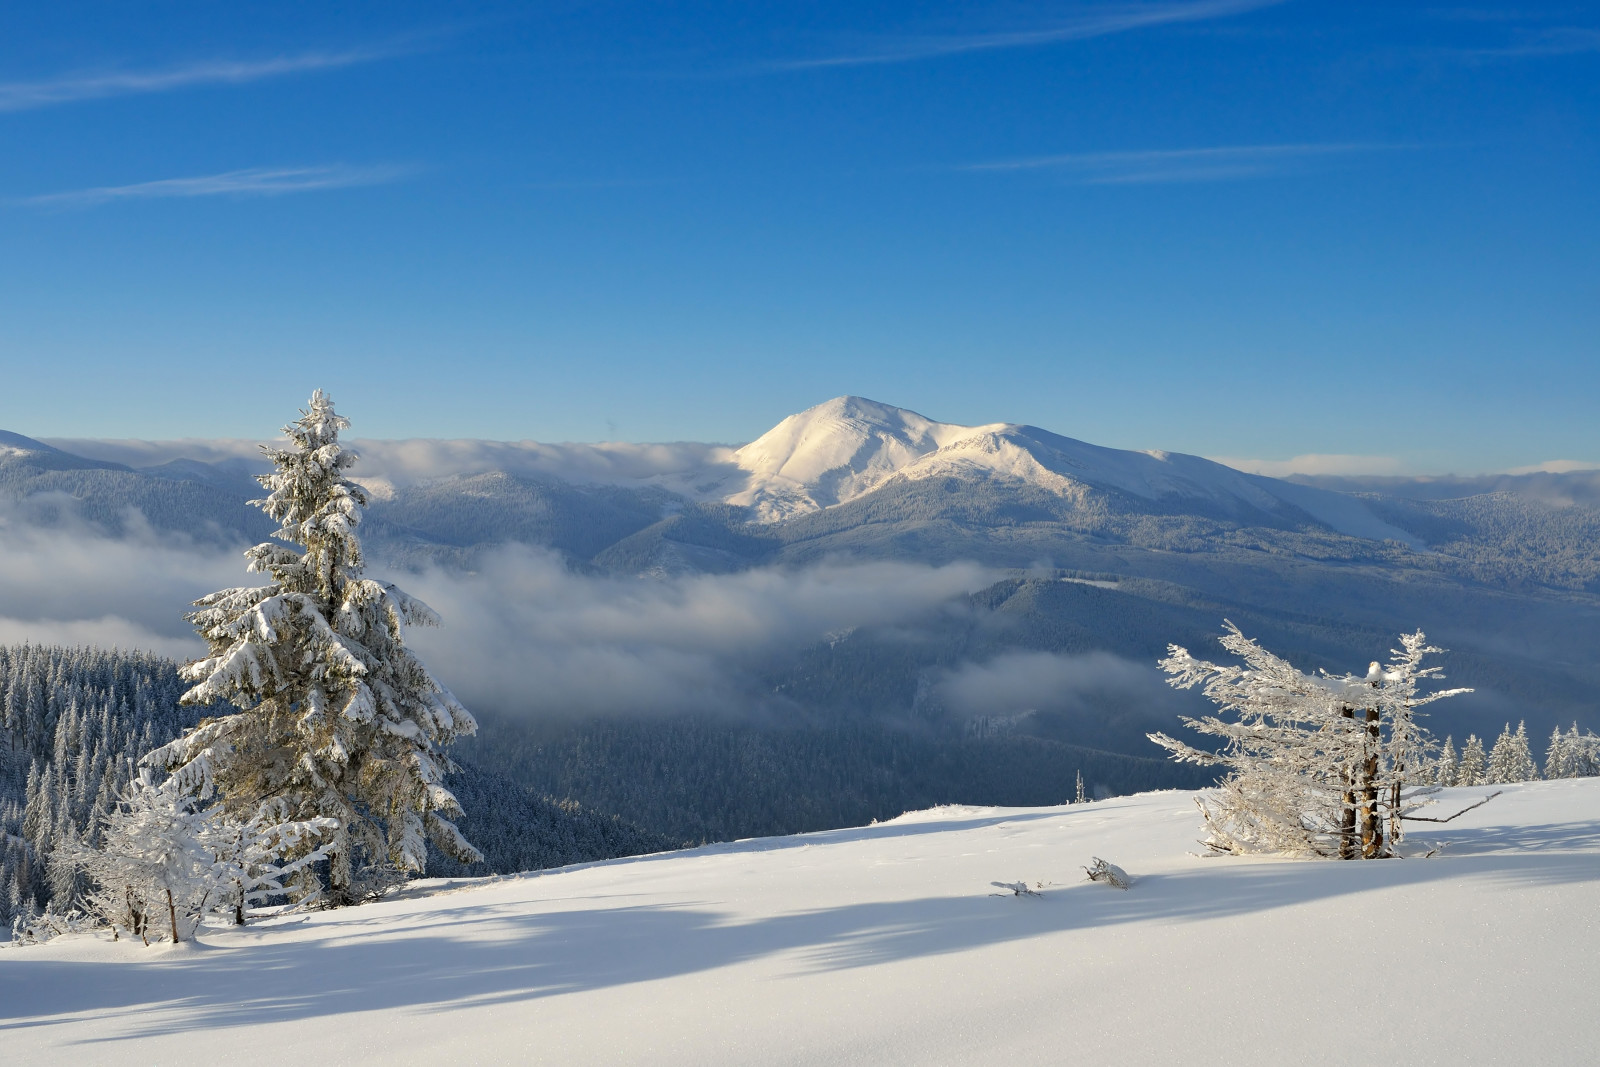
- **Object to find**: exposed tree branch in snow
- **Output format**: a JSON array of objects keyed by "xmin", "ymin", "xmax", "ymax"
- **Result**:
[{"xmin": 1401, "ymin": 791, "xmax": 1502, "ymax": 823}]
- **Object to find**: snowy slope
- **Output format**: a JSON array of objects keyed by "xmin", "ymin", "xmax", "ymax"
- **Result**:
[
  {"xmin": 6, "ymin": 779, "xmax": 1597, "ymax": 1065},
  {"xmin": 724, "ymin": 396, "xmax": 1009, "ymax": 521}
]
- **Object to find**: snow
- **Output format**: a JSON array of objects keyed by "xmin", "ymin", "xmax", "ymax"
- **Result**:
[
  {"xmin": 6, "ymin": 779, "xmax": 1597, "ymax": 1065},
  {"xmin": 725, "ymin": 396, "xmax": 1009, "ymax": 521}
]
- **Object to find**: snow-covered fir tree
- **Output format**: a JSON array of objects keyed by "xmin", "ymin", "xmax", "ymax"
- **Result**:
[
  {"xmin": 1543, "ymin": 724, "xmax": 1600, "ymax": 779},
  {"xmin": 1149, "ymin": 623, "xmax": 1468, "ymax": 858},
  {"xmin": 145, "ymin": 392, "xmax": 481, "ymax": 905},
  {"xmin": 210, "ymin": 800, "xmax": 339, "ymax": 923},
  {"xmin": 1567, "ymin": 726, "xmax": 1600, "ymax": 776},
  {"xmin": 1434, "ymin": 736, "xmax": 1459, "ymax": 786},
  {"xmin": 1455, "ymin": 735, "xmax": 1487, "ymax": 786},
  {"xmin": 1485, "ymin": 722, "xmax": 1540, "ymax": 784},
  {"xmin": 1545, "ymin": 726, "xmax": 1567, "ymax": 781}
]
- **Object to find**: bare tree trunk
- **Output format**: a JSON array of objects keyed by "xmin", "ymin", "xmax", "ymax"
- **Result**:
[
  {"xmin": 1339, "ymin": 706, "xmax": 1357, "ymax": 859},
  {"xmin": 128, "ymin": 885, "xmax": 148, "ymax": 946},
  {"xmin": 327, "ymin": 851, "xmax": 351, "ymax": 908},
  {"xmin": 1360, "ymin": 707, "xmax": 1385, "ymax": 858},
  {"xmin": 166, "ymin": 886, "xmax": 179, "ymax": 944}
]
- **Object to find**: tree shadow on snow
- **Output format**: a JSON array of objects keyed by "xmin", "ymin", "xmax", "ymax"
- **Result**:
[
  {"xmin": 1401, "ymin": 819, "xmax": 1600, "ymax": 856},
  {"xmin": 2, "ymin": 833, "xmax": 1595, "ymax": 1043}
]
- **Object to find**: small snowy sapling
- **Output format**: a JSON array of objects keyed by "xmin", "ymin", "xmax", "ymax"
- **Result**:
[{"xmin": 1084, "ymin": 857, "xmax": 1131, "ymax": 889}]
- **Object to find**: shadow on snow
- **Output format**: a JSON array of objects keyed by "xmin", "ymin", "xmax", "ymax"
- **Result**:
[{"xmin": 2, "ymin": 816, "xmax": 1596, "ymax": 1043}]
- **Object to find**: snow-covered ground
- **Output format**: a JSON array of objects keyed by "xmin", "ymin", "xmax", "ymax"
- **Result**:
[{"xmin": 5, "ymin": 780, "xmax": 1597, "ymax": 1065}]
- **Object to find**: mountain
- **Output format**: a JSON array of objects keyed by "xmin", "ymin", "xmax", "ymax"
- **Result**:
[
  {"xmin": 0, "ymin": 430, "xmax": 273, "ymax": 542},
  {"xmin": 5, "ymin": 399, "xmax": 1599, "ymax": 751},
  {"xmin": 722, "ymin": 396, "xmax": 1010, "ymax": 521},
  {"xmin": 721, "ymin": 397, "xmax": 1419, "ymax": 544},
  {"xmin": 1292, "ymin": 468, "xmax": 1600, "ymax": 508},
  {"xmin": 1, "ymin": 429, "xmax": 130, "ymax": 473}
]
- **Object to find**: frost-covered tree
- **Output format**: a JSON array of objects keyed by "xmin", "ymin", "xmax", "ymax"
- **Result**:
[
  {"xmin": 1543, "ymin": 724, "xmax": 1600, "ymax": 779},
  {"xmin": 211, "ymin": 800, "xmax": 339, "ymax": 923},
  {"xmin": 0, "ymin": 645, "xmax": 208, "ymax": 923},
  {"xmin": 1545, "ymin": 727, "xmax": 1568, "ymax": 780},
  {"xmin": 1455, "ymin": 735, "xmax": 1487, "ymax": 786},
  {"xmin": 145, "ymin": 391, "xmax": 481, "ymax": 905},
  {"xmin": 58, "ymin": 773, "xmax": 336, "ymax": 941},
  {"xmin": 56, "ymin": 772, "xmax": 228, "ymax": 943},
  {"xmin": 1485, "ymin": 722, "xmax": 1539, "ymax": 784},
  {"xmin": 1434, "ymin": 736, "xmax": 1458, "ymax": 786},
  {"xmin": 1149, "ymin": 623, "xmax": 1468, "ymax": 858},
  {"xmin": 1569, "ymin": 726, "xmax": 1600, "ymax": 777}
]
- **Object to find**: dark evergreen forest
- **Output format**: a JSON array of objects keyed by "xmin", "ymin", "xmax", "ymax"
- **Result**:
[{"xmin": 0, "ymin": 646, "xmax": 668, "ymax": 924}]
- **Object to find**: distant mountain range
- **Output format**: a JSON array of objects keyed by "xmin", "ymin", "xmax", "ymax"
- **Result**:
[
  {"xmin": 8, "ymin": 398, "xmax": 1600, "ymax": 756},
  {"xmin": 28, "ymin": 396, "xmax": 1597, "ymax": 559}
]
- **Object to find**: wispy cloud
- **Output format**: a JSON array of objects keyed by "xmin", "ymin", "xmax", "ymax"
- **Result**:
[
  {"xmin": 22, "ymin": 164, "xmax": 412, "ymax": 209},
  {"xmin": 0, "ymin": 43, "xmax": 417, "ymax": 112},
  {"xmin": 961, "ymin": 142, "xmax": 1388, "ymax": 184},
  {"xmin": 760, "ymin": 0, "xmax": 1283, "ymax": 71},
  {"xmin": 1504, "ymin": 459, "xmax": 1600, "ymax": 475},
  {"xmin": 1452, "ymin": 26, "xmax": 1600, "ymax": 58},
  {"xmin": 1212, "ymin": 453, "xmax": 1408, "ymax": 478}
]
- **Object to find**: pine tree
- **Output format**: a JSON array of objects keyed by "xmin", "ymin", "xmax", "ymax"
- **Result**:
[
  {"xmin": 211, "ymin": 799, "xmax": 339, "ymax": 923},
  {"xmin": 1455, "ymin": 735, "xmax": 1487, "ymax": 786},
  {"xmin": 1544, "ymin": 723, "xmax": 1600, "ymax": 779},
  {"xmin": 1075, "ymin": 770, "xmax": 1087, "ymax": 805},
  {"xmin": 1485, "ymin": 724, "xmax": 1515, "ymax": 783},
  {"xmin": 1486, "ymin": 721, "xmax": 1539, "ymax": 783},
  {"xmin": 1435, "ymin": 736, "xmax": 1458, "ymax": 786},
  {"xmin": 145, "ymin": 392, "xmax": 481, "ymax": 904},
  {"xmin": 1575, "ymin": 727, "xmax": 1600, "ymax": 777},
  {"xmin": 1544, "ymin": 727, "xmax": 1568, "ymax": 779}
]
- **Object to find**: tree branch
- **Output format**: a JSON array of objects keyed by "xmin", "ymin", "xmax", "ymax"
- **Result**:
[{"xmin": 1401, "ymin": 790, "xmax": 1502, "ymax": 823}]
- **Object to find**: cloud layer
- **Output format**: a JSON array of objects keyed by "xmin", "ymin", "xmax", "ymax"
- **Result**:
[
  {"xmin": 1211, "ymin": 452, "xmax": 1408, "ymax": 477},
  {"xmin": 0, "ymin": 505, "xmax": 997, "ymax": 717},
  {"xmin": 936, "ymin": 649, "xmax": 1174, "ymax": 719},
  {"xmin": 0, "ymin": 503, "xmax": 240, "ymax": 659},
  {"xmin": 400, "ymin": 548, "xmax": 996, "ymax": 715},
  {"xmin": 43, "ymin": 435, "xmax": 742, "ymax": 498}
]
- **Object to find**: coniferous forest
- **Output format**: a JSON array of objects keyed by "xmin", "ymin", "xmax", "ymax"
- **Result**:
[{"xmin": 0, "ymin": 644, "xmax": 688, "ymax": 925}]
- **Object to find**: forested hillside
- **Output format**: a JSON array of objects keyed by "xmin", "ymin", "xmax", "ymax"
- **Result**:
[
  {"xmin": 0, "ymin": 645, "xmax": 207, "ymax": 926},
  {"xmin": 466, "ymin": 713, "xmax": 1211, "ymax": 844},
  {"xmin": 0, "ymin": 646, "xmax": 672, "ymax": 924}
]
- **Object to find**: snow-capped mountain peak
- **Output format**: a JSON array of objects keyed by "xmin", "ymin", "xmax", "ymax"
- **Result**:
[
  {"xmin": 717, "ymin": 397, "xmax": 1419, "ymax": 545},
  {"xmin": 726, "ymin": 396, "xmax": 1007, "ymax": 521}
]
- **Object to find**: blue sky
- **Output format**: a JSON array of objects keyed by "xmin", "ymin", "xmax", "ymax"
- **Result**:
[{"xmin": 0, "ymin": 1, "xmax": 1596, "ymax": 472}]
